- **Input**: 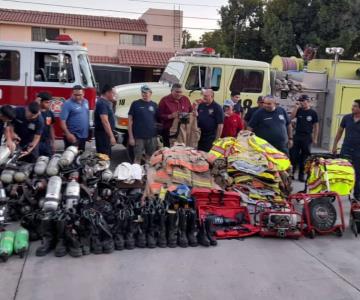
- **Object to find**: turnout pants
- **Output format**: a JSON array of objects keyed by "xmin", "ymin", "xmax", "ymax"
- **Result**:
[
  {"xmin": 290, "ymin": 135, "xmax": 312, "ymax": 176},
  {"xmin": 341, "ymin": 145, "xmax": 360, "ymax": 200}
]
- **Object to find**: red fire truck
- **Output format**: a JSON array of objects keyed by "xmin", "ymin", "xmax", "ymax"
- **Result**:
[{"xmin": 0, "ymin": 37, "xmax": 97, "ymax": 137}]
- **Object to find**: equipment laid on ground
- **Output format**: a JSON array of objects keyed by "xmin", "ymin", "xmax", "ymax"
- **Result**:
[
  {"xmin": 0, "ymin": 230, "xmax": 15, "ymax": 261},
  {"xmin": 14, "ymin": 228, "xmax": 29, "ymax": 258},
  {"xmin": 350, "ymin": 201, "xmax": 360, "ymax": 237},
  {"xmin": 255, "ymin": 203, "xmax": 303, "ymax": 239},
  {"xmin": 289, "ymin": 192, "xmax": 345, "ymax": 238}
]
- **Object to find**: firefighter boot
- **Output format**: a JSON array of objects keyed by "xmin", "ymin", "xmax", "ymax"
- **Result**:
[
  {"xmin": 14, "ymin": 228, "xmax": 29, "ymax": 258},
  {"xmin": 187, "ymin": 209, "xmax": 198, "ymax": 247},
  {"xmin": 197, "ymin": 222, "xmax": 210, "ymax": 247},
  {"xmin": 0, "ymin": 231, "xmax": 15, "ymax": 262},
  {"xmin": 113, "ymin": 210, "xmax": 126, "ymax": 251},
  {"xmin": 178, "ymin": 208, "xmax": 188, "ymax": 248},
  {"xmin": 54, "ymin": 218, "xmax": 67, "ymax": 257},
  {"xmin": 125, "ymin": 210, "xmax": 136, "ymax": 250},
  {"xmin": 36, "ymin": 218, "xmax": 56, "ymax": 257},
  {"xmin": 65, "ymin": 224, "xmax": 82, "ymax": 258},
  {"xmin": 100, "ymin": 216, "xmax": 114, "ymax": 254},
  {"xmin": 136, "ymin": 209, "xmax": 147, "ymax": 248},
  {"xmin": 157, "ymin": 209, "xmax": 167, "ymax": 248},
  {"xmin": 147, "ymin": 209, "xmax": 156, "ymax": 248},
  {"xmin": 167, "ymin": 210, "xmax": 178, "ymax": 248},
  {"xmin": 205, "ymin": 218, "xmax": 217, "ymax": 246}
]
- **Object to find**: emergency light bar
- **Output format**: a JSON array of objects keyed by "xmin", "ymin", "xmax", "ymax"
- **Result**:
[
  {"xmin": 45, "ymin": 35, "xmax": 78, "ymax": 45},
  {"xmin": 175, "ymin": 47, "xmax": 219, "ymax": 57}
]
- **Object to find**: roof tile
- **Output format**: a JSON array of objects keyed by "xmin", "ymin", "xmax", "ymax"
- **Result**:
[
  {"xmin": 118, "ymin": 49, "xmax": 174, "ymax": 67},
  {"xmin": 0, "ymin": 8, "xmax": 147, "ymax": 32}
]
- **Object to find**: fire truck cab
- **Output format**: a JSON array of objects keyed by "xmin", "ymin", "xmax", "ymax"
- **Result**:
[{"xmin": 0, "ymin": 39, "xmax": 97, "ymax": 137}]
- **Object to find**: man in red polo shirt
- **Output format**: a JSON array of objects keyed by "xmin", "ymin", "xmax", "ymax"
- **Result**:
[
  {"xmin": 158, "ymin": 83, "xmax": 192, "ymax": 147},
  {"xmin": 221, "ymin": 99, "xmax": 244, "ymax": 138}
]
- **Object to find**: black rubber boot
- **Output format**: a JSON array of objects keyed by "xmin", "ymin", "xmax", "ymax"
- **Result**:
[
  {"xmin": 157, "ymin": 209, "xmax": 167, "ymax": 248},
  {"xmin": 167, "ymin": 210, "xmax": 178, "ymax": 248},
  {"xmin": 65, "ymin": 224, "xmax": 82, "ymax": 258},
  {"xmin": 36, "ymin": 218, "xmax": 56, "ymax": 257},
  {"xmin": 178, "ymin": 208, "xmax": 188, "ymax": 248},
  {"xmin": 90, "ymin": 223, "xmax": 103, "ymax": 255},
  {"xmin": 197, "ymin": 222, "xmax": 210, "ymax": 247},
  {"xmin": 113, "ymin": 210, "xmax": 125, "ymax": 251},
  {"xmin": 147, "ymin": 209, "xmax": 157, "ymax": 248},
  {"xmin": 187, "ymin": 209, "xmax": 198, "ymax": 247},
  {"xmin": 125, "ymin": 210, "xmax": 136, "ymax": 250},
  {"xmin": 205, "ymin": 218, "xmax": 217, "ymax": 246},
  {"xmin": 136, "ymin": 209, "xmax": 147, "ymax": 248},
  {"xmin": 54, "ymin": 218, "xmax": 67, "ymax": 257}
]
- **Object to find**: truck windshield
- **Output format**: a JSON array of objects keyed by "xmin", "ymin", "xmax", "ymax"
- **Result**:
[
  {"xmin": 78, "ymin": 54, "xmax": 96, "ymax": 88},
  {"xmin": 159, "ymin": 61, "xmax": 185, "ymax": 85}
]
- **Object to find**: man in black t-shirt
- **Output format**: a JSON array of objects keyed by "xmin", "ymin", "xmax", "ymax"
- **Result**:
[
  {"xmin": 244, "ymin": 96, "xmax": 264, "ymax": 126},
  {"xmin": 37, "ymin": 92, "xmax": 55, "ymax": 157},
  {"xmin": 13, "ymin": 102, "xmax": 44, "ymax": 162},
  {"xmin": 290, "ymin": 94, "xmax": 319, "ymax": 182},
  {"xmin": 128, "ymin": 85, "xmax": 158, "ymax": 164},
  {"xmin": 197, "ymin": 89, "xmax": 224, "ymax": 152},
  {"xmin": 248, "ymin": 95, "xmax": 292, "ymax": 155},
  {"xmin": 94, "ymin": 85, "xmax": 116, "ymax": 157}
]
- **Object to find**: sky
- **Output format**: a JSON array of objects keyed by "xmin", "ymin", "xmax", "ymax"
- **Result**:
[{"xmin": 0, "ymin": 0, "xmax": 228, "ymax": 40}]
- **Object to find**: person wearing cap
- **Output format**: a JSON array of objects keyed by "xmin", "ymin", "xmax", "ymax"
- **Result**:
[
  {"xmin": 244, "ymin": 96, "xmax": 264, "ymax": 126},
  {"xmin": 0, "ymin": 105, "xmax": 17, "ymax": 152},
  {"xmin": 12, "ymin": 102, "xmax": 44, "ymax": 162},
  {"xmin": 221, "ymin": 99, "xmax": 244, "ymax": 138},
  {"xmin": 248, "ymin": 95, "xmax": 292, "ymax": 155},
  {"xmin": 158, "ymin": 83, "xmax": 192, "ymax": 147},
  {"xmin": 94, "ymin": 84, "xmax": 116, "ymax": 157},
  {"xmin": 128, "ymin": 85, "xmax": 158, "ymax": 164},
  {"xmin": 197, "ymin": 89, "xmax": 224, "ymax": 152},
  {"xmin": 332, "ymin": 99, "xmax": 360, "ymax": 200},
  {"xmin": 36, "ymin": 92, "xmax": 56, "ymax": 157},
  {"xmin": 60, "ymin": 85, "xmax": 89, "ymax": 151},
  {"xmin": 290, "ymin": 94, "xmax": 319, "ymax": 182},
  {"xmin": 227, "ymin": 90, "xmax": 243, "ymax": 117}
]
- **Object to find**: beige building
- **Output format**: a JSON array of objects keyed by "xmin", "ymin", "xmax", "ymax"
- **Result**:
[{"xmin": 0, "ymin": 8, "xmax": 182, "ymax": 82}]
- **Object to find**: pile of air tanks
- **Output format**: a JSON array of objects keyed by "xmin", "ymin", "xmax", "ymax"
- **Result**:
[{"xmin": 0, "ymin": 145, "xmax": 114, "ymax": 229}]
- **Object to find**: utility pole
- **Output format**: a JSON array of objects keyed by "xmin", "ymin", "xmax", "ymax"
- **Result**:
[{"xmin": 232, "ymin": 15, "xmax": 240, "ymax": 58}]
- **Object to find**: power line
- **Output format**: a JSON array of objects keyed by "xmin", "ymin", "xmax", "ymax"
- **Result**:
[
  {"xmin": 128, "ymin": 0, "xmax": 221, "ymax": 8},
  {"xmin": 0, "ymin": 0, "xmax": 220, "ymax": 20}
]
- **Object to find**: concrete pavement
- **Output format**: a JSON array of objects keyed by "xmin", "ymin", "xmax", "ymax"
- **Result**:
[{"xmin": 1, "ymin": 147, "xmax": 360, "ymax": 300}]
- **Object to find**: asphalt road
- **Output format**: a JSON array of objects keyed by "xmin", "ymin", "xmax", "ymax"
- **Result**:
[{"xmin": 1, "ymin": 145, "xmax": 360, "ymax": 300}]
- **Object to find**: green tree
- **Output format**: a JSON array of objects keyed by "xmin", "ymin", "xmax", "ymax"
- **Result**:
[
  {"xmin": 199, "ymin": 30, "xmax": 227, "ymax": 55},
  {"xmin": 181, "ymin": 29, "xmax": 200, "ymax": 48},
  {"xmin": 219, "ymin": 0, "xmax": 271, "ymax": 61}
]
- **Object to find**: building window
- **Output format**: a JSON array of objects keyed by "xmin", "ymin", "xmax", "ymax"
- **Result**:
[
  {"xmin": 120, "ymin": 34, "xmax": 146, "ymax": 46},
  {"xmin": 230, "ymin": 69, "xmax": 264, "ymax": 93},
  {"xmin": 32, "ymin": 27, "xmax": 60, "ymax": 41},
  {"xmin": 153, "ymin": 35, "xmax": 163, "ymax": 42},
  {"xmin": 0, "ymin": 50, "xmax": 20, "ymax": 80}
]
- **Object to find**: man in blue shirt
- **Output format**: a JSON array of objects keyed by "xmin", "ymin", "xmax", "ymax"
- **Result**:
[
  {"xmin": 60, "ymin": 85, "xmax": 89, "ymax": 151},
  {"xmin": 248, "ymin": 95, "xmax": 293, "ymax": 155},
  {"xmin": 94, "ymin": 84, "xmax": 116, "ymax": 157},
  {"xmin": 37, "ymin": 92, "xmax": 55, "ymax": 157},
  {"xmin": 128, "ymin": 85, "xmax": 158, "ymax": 164},
  {"xmin": 12, "ymin": 102, "xmax": 44, "ymax": 162},
  {"xmin": 197, "ymin": 89, "xmax": 224, "ymax": 152},
  {"xmin": 333, "ymin": 99, "xmax": 360, "ymax": 200}
]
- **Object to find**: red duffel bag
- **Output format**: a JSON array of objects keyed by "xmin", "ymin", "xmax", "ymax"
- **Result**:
[{"xmin": 192, "ymin": 188, "xmax": 241, "ymax": 209}]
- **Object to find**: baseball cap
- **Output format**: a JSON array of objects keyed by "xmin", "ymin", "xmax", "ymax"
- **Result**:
[
  {"xmin": 141, "ymin": 85, "xmax": 152, "ymax": 93},
  {"xmin": 298, "ymin": 94, "xmax": 310, "ymax": 101},
  {"xmin": 223, "ymin": 99, "xmax": 234, "ymax": 107}
]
